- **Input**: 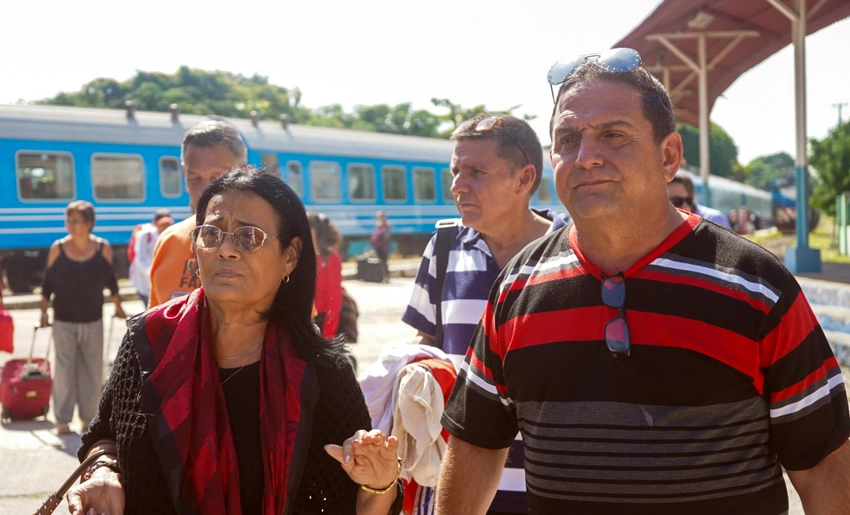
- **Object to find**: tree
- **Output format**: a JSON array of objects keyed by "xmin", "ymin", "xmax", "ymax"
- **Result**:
[
  {"xmin": 38, "ymin": 67, "xmax": 512, "ymax": 140},
  {"xmin": 40, "ymin": 66, "xmax": 314, "ymax": 123},
  {"xmin": 809, "ymin": 121, "xmax": 850, "ymax": 217},
  {"xmin": 744, "ymin": 152, "xmax": 795, "ymax": 190},
  {"xmin": 678, "ymin": 123, "xmax": 740, "ymax": 179}
]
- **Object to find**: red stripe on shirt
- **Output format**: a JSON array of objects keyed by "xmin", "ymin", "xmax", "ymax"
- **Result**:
[
  {"xmin": 497, "ymin": 306, "xmax": 610, "ymax": 353},
  {"xmin": 640, "ymin": 269, "xmax": 773, "ymax": 314},
  {"xmin": 498, "ymin": 308, "xmax": 761, "ymax": 388},
  {"xmin": 627, "ymin": 311, "xmax": 762, "ymax": 390},
  {"xmin": 525, "ymin": 263, "xmax": 589, "ymax": 287},
  {"xmin": 760, "ymin": 291, "xmax": 820, "ymax": 368},
  {"xmin": 770, "ymin": 356, "xmax": 840, "ymax": 403}
]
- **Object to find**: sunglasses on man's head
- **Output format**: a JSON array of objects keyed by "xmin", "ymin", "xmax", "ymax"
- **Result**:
[
  {"xmin": 454, "ymin": 115, "xmax": 534, "ymax": 167},
  {"xmin": 669, "ymin": 196, "xmax": 694, "ymax": 209},
  {"xmin": 191, "ymin": 224, "xmax": 278, "ymax": 253},
  {"xmin": 546, "ymin": 48, "xmax": 643, "ymax": 103}
]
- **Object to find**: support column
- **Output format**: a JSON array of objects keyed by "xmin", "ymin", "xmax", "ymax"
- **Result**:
[
  {"xmin": 769, "ymin": 0, "xmax": 821, "ymax": 272},
  {"xmin": 697, "ymin": 33, "xmax": 711, "ymax": 206}
]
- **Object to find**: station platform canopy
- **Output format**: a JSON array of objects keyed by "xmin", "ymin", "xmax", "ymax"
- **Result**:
[{"xmin": 614, "ymin": 0, "xmax": 850, "ymax": 127}]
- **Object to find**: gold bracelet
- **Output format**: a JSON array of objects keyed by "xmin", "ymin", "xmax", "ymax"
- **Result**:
[{"xmin": 360, "ymin": 458, "xmax": 402, "ymax": 494}]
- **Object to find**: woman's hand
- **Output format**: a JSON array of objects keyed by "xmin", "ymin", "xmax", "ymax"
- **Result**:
[
  {"xmin": 325, "ymin": 429, "xmax": 400, "ymax": 490},
  {"xmin": 66, "ymin": 467, "xmax": 125, "ymax": 515}
]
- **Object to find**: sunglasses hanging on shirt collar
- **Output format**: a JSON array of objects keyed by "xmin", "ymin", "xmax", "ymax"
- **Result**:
[{"xmin": 546, "ymin": 48, "xmax": 643, "ymax": 103}]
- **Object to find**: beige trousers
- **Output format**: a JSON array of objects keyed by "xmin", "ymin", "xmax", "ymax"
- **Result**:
[{"xmin": 51, "ymin": 319, "xmax": 104, "ymax": 425}]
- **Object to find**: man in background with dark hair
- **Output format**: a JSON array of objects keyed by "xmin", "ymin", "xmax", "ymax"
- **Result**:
[
  {"xmin": 403, "ymin": 114, "xmax": 567, "ymax": 514},
  {"xmin": 668, "ymin": 171, "xmax": 731, "ymax": 229},
  {"xmin": 147, "ymin": 120, "xmax": 247, "ymax": 307},
  {"xmin": 437, "ymin": 53, "xmax": 850, "ymax": 514}
]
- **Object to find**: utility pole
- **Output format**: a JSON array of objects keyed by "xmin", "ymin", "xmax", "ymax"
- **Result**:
[{"xmin": 834, "ymin": 102, "xmax": 849, "ymax": 126}]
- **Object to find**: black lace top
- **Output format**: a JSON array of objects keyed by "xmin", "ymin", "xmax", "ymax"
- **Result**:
[{"xmin": 79, "ymin": 325, "xmax": 400, "ymax": 515}]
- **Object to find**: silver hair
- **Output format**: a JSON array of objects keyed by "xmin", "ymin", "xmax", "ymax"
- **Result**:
[{"xmin": 180, "ymin": 120, "xmax": 247, "ymax": 165}]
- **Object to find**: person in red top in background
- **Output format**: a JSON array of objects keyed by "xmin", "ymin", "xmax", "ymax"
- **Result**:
[{"xmin": 309, "ymin": 213, "xmax": 344, "ymax": 339}]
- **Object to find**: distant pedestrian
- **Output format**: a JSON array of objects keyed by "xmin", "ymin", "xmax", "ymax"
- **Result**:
[
  {"xmin": 129, "ymin": 209, "xmax": 174, "ymax": 307},
  {"xmin": 39, "ymin": 200, "xmax": 126, "ymax": 435},
  {"xmin": 370, "ymin": 211, "xmax": 392, "ymax": 282},
  {"xmin": 309, "ymin": 212, "xmax": 344, "ymax": 339},
  {"xmin": 147, "ymin": 121, "xmax": 246, "ymax": 307},
  {"xmin": 668, "ymin": 172, "xmax": 731, "ymax": 229}
]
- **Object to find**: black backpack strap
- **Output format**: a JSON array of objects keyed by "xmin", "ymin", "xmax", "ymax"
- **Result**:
[{"xmin": 433, "ymin": 219, "xmax": 458, "ymax": 350}]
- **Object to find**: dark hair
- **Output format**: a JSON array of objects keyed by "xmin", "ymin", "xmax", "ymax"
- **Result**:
[
  {"xmin": 66, "ymin": 200, "xmax": 95, "ymax": 230},
  {"xmin": 307, "ymin": 212, "xmax": 342, "ymax": 256},
  {"xmin": 670, "ymin": 172, "xmax": 695, "ymax": 197},
  {"xmin": 452, "ymin": 114, "xmax": 544, "ymax": 195},
  {"xmin": 549, "ymin": 62, "xmax": 676, "ymax": 145},
  {"xmin": 195, "ymin": 166, "xmax": 345, "ymax": 363},
  {"xmin": 181, "ymin": 120, "xmax": 248, "ymax": 165}
]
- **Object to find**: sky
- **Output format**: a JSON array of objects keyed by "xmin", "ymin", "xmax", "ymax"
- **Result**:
[{"xmin": 2, "ymin": 0, "xmax": 848, "ymax": 165}]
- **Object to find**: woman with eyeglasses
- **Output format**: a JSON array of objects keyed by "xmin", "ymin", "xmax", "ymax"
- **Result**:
[{"xmin": 68, "ymin": 167, "xmax": 402, "ymax": 515}]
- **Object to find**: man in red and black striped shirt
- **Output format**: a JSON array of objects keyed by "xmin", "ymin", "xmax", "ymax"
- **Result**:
[{"xmin": 436, "ymin": 51, "xmax": 850, "ymax": 515}]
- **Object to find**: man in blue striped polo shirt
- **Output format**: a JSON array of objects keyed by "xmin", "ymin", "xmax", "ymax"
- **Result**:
[{"xmin": 403, "ymin": 114, "xmax": 566, "ymax": 514}]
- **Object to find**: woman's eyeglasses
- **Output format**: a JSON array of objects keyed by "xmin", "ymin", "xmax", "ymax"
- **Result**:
[
  {"xmin": 454, "ymin": 116, "xmax": 534, "ymax": 167},
  {"xmin": 547, "ymin": 48, "xmax": 643, "ymax": 103},
  {"xmin": 601, "ymin": 273, "xmax": 630, "ymax": 356},
  {"xmin": 191, "ymin": 225, "xmax": 278, "ymax": 253},
  {"xmin": 669, "ymin": 196, "xmax": 694, "ymax": 209}
]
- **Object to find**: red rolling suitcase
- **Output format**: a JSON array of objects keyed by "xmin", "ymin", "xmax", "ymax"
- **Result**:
[
  {"xmin": 0, "ymin": 309, "xmax": 13, "ymax": 353},
  {"xmin": 0, "ymin": 325, "xmax": 52, "ymax": 421}
]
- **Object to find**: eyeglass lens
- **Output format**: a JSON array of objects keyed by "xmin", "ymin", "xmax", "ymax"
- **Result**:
[
  {"xmin": 669, "ymin": 196, "xmax": 694, "ymax": 209},
  {"xmin": 601, "ymin": 274, "xmax": 630, "ymax": 355},
  {"xmin": 194, "ymin": 225, "xmax": 271, "ymax": 253},
  {"xmin": 547, "ymin": 48, "xmax": 642, "ymax": 86},
  {"xmin": 547, "ymin": 48, "xmax": 642, "ymax": 104}
]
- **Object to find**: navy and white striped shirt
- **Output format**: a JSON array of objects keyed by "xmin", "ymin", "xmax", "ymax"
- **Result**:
[{"xmin": 402, "ymin": 208, "xmax": 566, "ymax": 513}]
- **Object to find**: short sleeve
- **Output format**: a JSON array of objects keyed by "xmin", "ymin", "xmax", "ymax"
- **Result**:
[
  {"xmin": 441, "ymin": 282, "xmax": 518, "ymax": 450},
  {"xmin": 401, "ymin": 235, "xmax": 438, "ymax": 337},
  {"xmin": 761, "ymin": 284, "xmax": 850, "ymax": 471}
]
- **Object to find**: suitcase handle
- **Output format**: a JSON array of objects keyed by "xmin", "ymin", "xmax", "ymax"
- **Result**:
[{"xmin": 28, "ymin": 325, "xmax": 53, "ymax": 369}]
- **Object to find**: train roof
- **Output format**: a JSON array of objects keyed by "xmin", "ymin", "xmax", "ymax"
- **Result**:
[
  {"xmin": 678, "ymin": 166, "xmax": 770, "ymax": 197},
  {"xmin": 0, "ymin": 103, "xmax": 456, "ymax": 162}
]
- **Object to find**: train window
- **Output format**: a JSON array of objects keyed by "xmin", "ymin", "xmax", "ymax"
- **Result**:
[
  {"xmin": 91, "ymin": 154, "xmax": 145, "ymax": 201},
  {"xmin": 310, "ymin": 161, "xmax": 341, "ymax": 202},
  {"xmin": 382, "ymin": 165, "xmax": 407, "ymax": 202},
  {"xmin": 441, "ymin": 169, "xmax": 453, "ymax": 202},
  {"xmin": 159, "ymin": 157, "xmax": 181, "ymax": 198},
  {"xmin": 538, "ymin": 177, "xmax": 553, "ymax": 202},
  {"xmin": 261, "ymin": 154, "xmax": 280, "ymax": 176},
  {"xmin": 413, "ymin": 167, "xmax": 436, "ymax": 202},
  {"xmin": 15, "ymin": 152, "xmax": 75, "ymax": 201},
  {"xmin": 348, "ymin": 164, "xmax": 375, "ymax": 202},
  {"xmin": 286, "ymin": 161, "xmax": 303, "ymax": 196}
]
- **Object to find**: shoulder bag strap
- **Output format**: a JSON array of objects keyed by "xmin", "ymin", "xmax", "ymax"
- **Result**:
[{"xmin": 433, "ymin": 219, "xmax": 458, "ymax": 350}]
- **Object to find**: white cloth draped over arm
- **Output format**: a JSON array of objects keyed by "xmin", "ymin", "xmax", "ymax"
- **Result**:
[{"xmin": 392, "ymin": 363, "xmax": 447, "ymax": 487}]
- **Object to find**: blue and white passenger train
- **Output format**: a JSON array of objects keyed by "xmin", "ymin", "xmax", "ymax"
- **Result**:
[
  {"xmin": 679, "ymin": 167, "xmax": 774, "ymax": 229},
  {"xmin": 0, "ymin": 104, "xmax": 564, "ymax": 292}
]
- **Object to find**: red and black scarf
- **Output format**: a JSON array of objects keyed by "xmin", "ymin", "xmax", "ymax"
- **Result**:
[{"xmin": 141, "ymin": 288, "xmax": 306, "ymax": 514}]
